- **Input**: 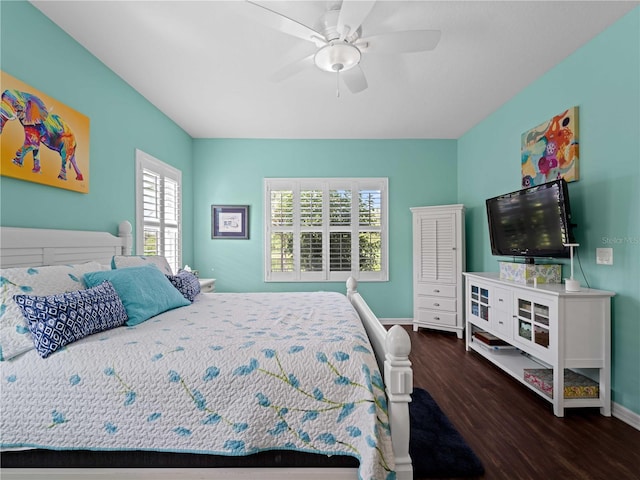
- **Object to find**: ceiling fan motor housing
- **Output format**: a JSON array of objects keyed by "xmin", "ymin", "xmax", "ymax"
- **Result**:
[
  {"xmin": 314, "ymin": 8, "xmax": 363, "ymax": 72},
  {"xmin": 314, "ymin": 42, "xmax": 362, "ymax": 72}
]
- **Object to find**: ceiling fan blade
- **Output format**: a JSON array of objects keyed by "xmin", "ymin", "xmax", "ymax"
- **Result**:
[
  {"xmin": 245, "ymin": 1, "xmax": 326, "ymax": 46},
  {"xmin": 362, "ymin": 30, "xmax": 441, "ymax": 53},
  {"xmin": 342, "ymin": 66, "xmax": 368, "ymax": 94},
  {"xmin": 270, "ymin": 54, "xmax": 315, "ymax": 82},
  {"xmin": 337, "ymin": 0, "xmax": 376, "ymax": 39}
]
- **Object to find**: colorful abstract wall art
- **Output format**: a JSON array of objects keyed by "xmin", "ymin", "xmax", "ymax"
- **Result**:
[
  {"xmin": 1, "ymin": 71, "xmax": 90, "ymax": 193},
  {"xmin": 521, "ymin": 107, "xmax": 579, "ymax": 187}
]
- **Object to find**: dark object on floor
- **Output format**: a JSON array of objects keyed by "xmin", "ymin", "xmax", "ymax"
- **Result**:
[{"xmin": 409, "ymin": 387, "xmax": 485, "ymax": 478}]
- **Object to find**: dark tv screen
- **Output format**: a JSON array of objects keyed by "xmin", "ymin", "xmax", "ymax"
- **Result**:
[{"xmin": 486, "ymin": 179, "xmax": 575, "ymax": 260}]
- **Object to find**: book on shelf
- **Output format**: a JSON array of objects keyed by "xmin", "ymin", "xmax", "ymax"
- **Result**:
[
  {"xmin": 473, "ymin": 330, "xmax": 509, "ymax": 346},
  {"xmin": 472, "ymin": 336, "xmax": 517, "ymax": 351}
]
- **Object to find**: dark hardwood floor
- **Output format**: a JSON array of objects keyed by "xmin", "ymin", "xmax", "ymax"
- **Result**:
[{"xmin": 406, "ymin": 326, "xmax": 640, "ymax": 480}]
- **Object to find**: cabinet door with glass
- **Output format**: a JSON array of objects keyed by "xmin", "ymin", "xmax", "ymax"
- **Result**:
[
  {"xmin": 468, "ymin": 282, "xmax": 491, "ymax": 327},
  {"xmin": 512, "ymin": 293, "xmax": 556, "ymax": 362}
]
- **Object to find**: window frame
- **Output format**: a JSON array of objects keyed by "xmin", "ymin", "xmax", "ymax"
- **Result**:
[
  {"xmin": 135, "ymin": 149, "xmax": 182, "ymax": 274},
  {"xmin": 264, "ymin": 177, "xmax": 388, "ymax": 283}
]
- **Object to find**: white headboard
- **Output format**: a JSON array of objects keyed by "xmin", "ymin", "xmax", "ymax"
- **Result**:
[{"xmin": 0, "ymin": 221, "xmax": 132, "ymax": 268}]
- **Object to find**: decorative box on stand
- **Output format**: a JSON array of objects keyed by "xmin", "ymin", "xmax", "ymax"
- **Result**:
[
  {"xmin": 524, "ymin": 368, "xmax": 599, "ymax": 399},
  {"xmin": 499, "ymin": 262, "xmax": 561, "ymax": 284}
]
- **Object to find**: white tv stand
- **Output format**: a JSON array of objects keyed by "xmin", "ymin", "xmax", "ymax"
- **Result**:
[{"xmin": 463, "ymin": 272, "xmax": 614, "ymax": 417}]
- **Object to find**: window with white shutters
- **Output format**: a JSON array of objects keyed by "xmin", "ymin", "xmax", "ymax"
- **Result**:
[
  {"xmin": 135, "ymin": 149, "xmax": 182, "ymax": 274},
  {"xmin": 265, "ymin": 178, "xmax": 388, "ymax": 282}
]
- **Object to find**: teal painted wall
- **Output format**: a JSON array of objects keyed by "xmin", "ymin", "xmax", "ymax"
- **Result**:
[
  {"xmin": 192, "ymin": 139, "xmax": 458, "ymax": 318},
  {"xmin": 0, "ymin": 1, "xmax": 194, "ymax": 263},
  {"xmin": 458, "ymin": 8, "xmax": 640, "ymax": 414}
]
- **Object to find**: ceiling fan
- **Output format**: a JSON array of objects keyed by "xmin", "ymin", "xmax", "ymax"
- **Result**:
[{"xmin": 246, "ymin": 0, "xmax": 441, "ymax": 95}]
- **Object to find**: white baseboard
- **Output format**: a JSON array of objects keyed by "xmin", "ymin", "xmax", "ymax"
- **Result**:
[
  {"xmin": 613, "ymin": 401, "xmax": 640, "ymax": 430},
  {"xmin": 380, "ymin": 318, "xmax": 412, "ymax": 326}
]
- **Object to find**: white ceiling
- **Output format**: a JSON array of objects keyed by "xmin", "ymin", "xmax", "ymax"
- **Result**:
[{"xmin": 31, "ymin": 0, "xmax": 638, "ymax": 139}]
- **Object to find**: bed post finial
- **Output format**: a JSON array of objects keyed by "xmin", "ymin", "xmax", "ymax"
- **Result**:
[
  {"xmin": 118, "ymin": 221, "xmax": 133, "ymax": 255},
  {"xmin": 346, "ymin": 276, "xmax": 358, "ymax": 301},
  {"xmin": 385, "ymin": 324, "xmax": 413, "ymax": 480}
]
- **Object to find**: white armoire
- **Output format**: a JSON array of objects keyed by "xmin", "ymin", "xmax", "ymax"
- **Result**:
[{"xmin": 411, "ymin": 204, "xmax": 465, "ymax": 339}]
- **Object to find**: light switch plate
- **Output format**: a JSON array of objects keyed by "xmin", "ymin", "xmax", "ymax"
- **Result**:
[{"xmin": 596, "ymin": 248, "xmax": 613, "ymax": 265}]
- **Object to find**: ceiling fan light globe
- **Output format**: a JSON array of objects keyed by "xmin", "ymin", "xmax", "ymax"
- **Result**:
[{"xmin": 314, "ymin": 42, "xmax": 361, "ymax": 73}]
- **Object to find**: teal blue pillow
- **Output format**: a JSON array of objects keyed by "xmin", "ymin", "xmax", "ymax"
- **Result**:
[{"xmin": 84, "ymin": 265, "xmax": 189, "ymax": 326}]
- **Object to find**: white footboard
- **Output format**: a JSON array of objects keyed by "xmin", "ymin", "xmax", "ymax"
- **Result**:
[{"xmin": 346, "ymin": 277, "xmax": 413, "ymax": 480}]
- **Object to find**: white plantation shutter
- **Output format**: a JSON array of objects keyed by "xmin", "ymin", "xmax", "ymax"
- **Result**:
[
  {"xmin": 269, "ymin": 190, "xmax": 294, "ymax": 274},
  {"xmin": 330, "ymin": 189, "xmax": 352, "ymax": 226},
  {"xmin": 300, "ymin": 190, "xmax": 323, "ymax": 226},
  {"xmin": 358, "ymin": 189, "xmax": 382, "ymax": 273},
  {"xmin": 162, "ymin": 177, "xmax": 180, "ymax": 271},
  {"xmin": 265, "ymin": 178, "xmax": 388, "ymax": 282},
  {"xmin": 271, "ymin": 190, "xmax": 293, "ymax": 227},
  {"xmin": 329, "ymin": 232, "xmax": 351, "ymax": 271},
  {"xmin": 136, "ymin": 150, "xmax": 182, "ymax": 274}
]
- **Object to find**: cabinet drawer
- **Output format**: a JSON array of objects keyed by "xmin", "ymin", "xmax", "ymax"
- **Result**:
[
  {"xmin": 416, "ymin": 309, "xmax": 457, "ymax": 326},
  {"xmin": 416, "ymin": 283, "xmax": 455, "ymax": 298},
  {"xmin": 493, "ymin": 287, "xmax": 510, "ymax": 311},
  {"xmin": 416, "ymin": 296, "xmax": 456, "ymax": 312},
  {"xmin": 494, "ymin": 314, "xmax": 511, "ymax": 337}
]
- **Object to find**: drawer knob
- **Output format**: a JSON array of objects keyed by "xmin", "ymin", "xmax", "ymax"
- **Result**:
[
  {"xmin": 433, "ymin": 289, "xmax": 440, "ymax": 293},
  {"xmin": 434, "ymin": 303, "xmax": 440, "ymax": 307},
  {"xmin": 434, "ymin": 316, "xmax": 440, "ymax": 320}
]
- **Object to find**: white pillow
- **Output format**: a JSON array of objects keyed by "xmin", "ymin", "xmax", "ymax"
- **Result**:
[
  {"xmin": 111, "ymin": 255, "xmax": 173, "ymax": 275},
  {"xmin": 0, "ymin": 261, "xmax": 106, "ymax": 361}
]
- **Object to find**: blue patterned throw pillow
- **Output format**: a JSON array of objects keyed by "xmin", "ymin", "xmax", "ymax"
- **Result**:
[
  {"xmin": 166, "ymin": 270, "xmax": 201, "ymax": 302},
  {"xmin": 13, "ymin": 281, "xmax": 128, "ymax": 358}
]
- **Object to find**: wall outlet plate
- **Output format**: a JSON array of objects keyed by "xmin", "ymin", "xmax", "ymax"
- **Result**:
[{"xmin": 596, "ymin": 248, "xmax": 613, "ymax": 265}]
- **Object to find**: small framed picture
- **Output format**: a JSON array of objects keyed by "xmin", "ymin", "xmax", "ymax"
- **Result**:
[{"xmin": 211, "ymin": 205, "xmax": 249, "ymax": 239}]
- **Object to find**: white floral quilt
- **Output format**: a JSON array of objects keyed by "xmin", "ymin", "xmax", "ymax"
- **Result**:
[{"xmin": 1, "ymin": 292, "xmax": 395, "ymax": 480}]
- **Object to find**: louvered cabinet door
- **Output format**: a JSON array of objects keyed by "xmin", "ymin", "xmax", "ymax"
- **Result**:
[
  {"xmin": 417, "ymin": 213, "xmax": 456, "ymax": 283},
  {"xmin": 411, "ymin": 205, "xmax": 465, "ymax": 339}
]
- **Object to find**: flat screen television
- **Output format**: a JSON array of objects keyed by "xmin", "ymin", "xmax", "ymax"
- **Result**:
[{"xmin": 486, "ymin": 179, "xmax": 576, "ymax": 262}]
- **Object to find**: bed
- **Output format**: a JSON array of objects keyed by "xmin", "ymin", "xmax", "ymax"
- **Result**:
[{"xmin": 0, "ymin": 222, "xmax": 413, "ymax": 480}]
